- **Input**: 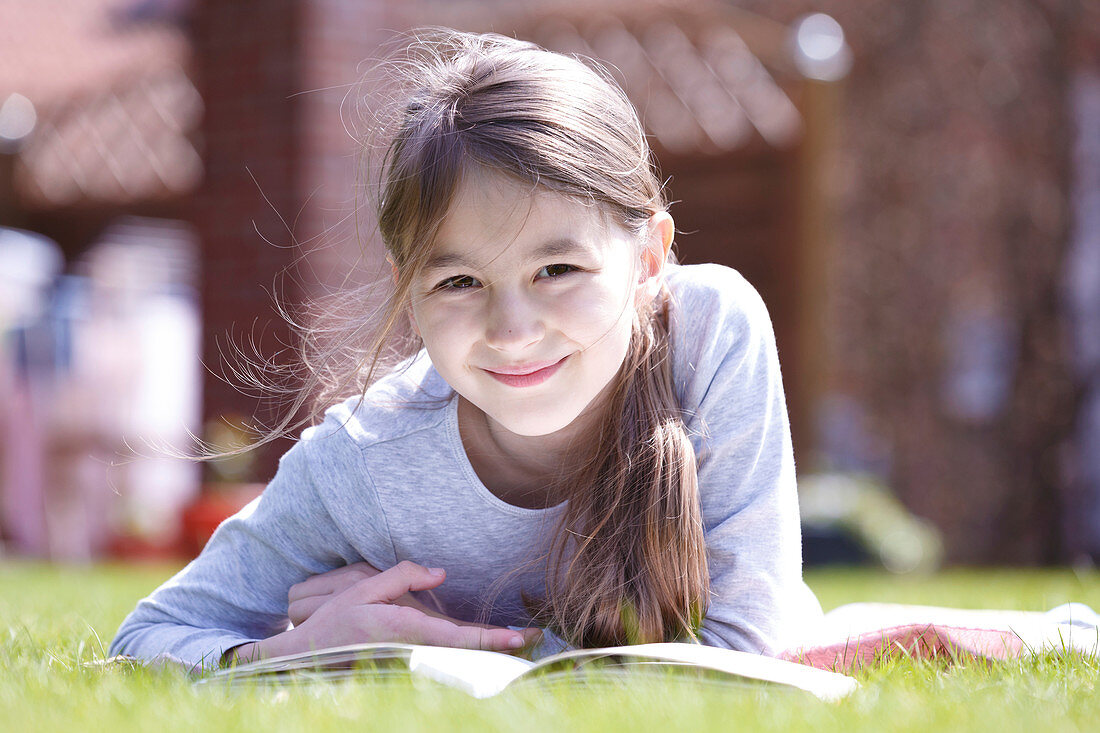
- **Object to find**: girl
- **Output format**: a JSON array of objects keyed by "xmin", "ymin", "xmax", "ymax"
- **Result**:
[{"xmin": 110, "ymin": 29, "xmax": 820, "ymax": 671}]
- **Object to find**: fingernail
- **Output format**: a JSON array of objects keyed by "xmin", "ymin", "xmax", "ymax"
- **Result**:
[
  {"xmin": 428, "ymin": 567, "xmax": 445, "ymax": 576},
  {"xmin": 509, "ymin": 635, "xmax": 525, "ymax": 649}
]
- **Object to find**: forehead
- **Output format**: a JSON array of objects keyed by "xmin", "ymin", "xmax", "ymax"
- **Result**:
[{"xmin": 427, "ymin": 168, "xmax": 629, "ymax": 266}]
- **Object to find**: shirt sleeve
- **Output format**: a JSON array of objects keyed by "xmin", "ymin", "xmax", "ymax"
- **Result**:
[
  {"xmin": 669, "ymin": 264, "xmax": 820, "ymax": 655},
  {"xmin": 107, "ymin": 422, "xmax": 377, "ymax": 672}
]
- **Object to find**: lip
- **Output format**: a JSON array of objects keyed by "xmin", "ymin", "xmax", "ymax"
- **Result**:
[{"xmin": 481, "ymin": 356, "xmax": 568, "ymax": 387}]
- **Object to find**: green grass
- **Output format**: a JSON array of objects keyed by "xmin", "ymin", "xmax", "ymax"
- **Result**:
[{"xmin": 2, "ymin": 562, "xmax": 1098, "ymax": 731}]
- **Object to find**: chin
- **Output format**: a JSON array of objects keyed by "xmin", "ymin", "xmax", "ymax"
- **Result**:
[{"xmin": 485, "ymin": 402, "xmax": 588, "ymax": 437}]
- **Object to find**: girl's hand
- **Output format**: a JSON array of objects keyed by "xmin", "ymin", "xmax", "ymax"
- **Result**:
[
  {"xmin": 288, "ymin": 561, "xmax": 445, "ymax": 626},
  {"xmin": 290, "ymin": 560, "xmax": 539, "ymax": 649},
  {"xmin": 226, "ymin": 561, "xmax": 541, "ymax": 665},
  {"xmin": 289, "ymin": 562, "xmax": 541, "ymax": 643}
]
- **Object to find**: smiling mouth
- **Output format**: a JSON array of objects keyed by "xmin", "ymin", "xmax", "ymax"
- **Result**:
[{"xmin": 482, "ymin": 356, "xmax": 568, "ymax": 387}]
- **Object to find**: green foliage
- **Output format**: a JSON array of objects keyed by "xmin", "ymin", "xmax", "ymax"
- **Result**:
[
  {"xmin": 1, "ymin": 562, "xmax": 1098, "ymax": 732},
  {"xmin": 618, "ymin": 596, "xmax": 641, "ymax": 645}
]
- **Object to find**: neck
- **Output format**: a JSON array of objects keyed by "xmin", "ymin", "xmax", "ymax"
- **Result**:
[{"xmin": 457, "ymin": 391, "xmax": 609, "ymax": 493}]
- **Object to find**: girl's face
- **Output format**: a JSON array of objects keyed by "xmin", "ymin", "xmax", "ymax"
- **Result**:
[{"xmin": 408, "ymin": 170, "xmax": 664, "ymax": 438}]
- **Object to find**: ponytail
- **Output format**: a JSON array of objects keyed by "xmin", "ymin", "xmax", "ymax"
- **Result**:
[{"xmin": 526, "ymin": 286, "xmax": 710, "ymax": 647}]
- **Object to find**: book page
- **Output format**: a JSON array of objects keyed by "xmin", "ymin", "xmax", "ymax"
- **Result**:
[
  {"xmin": 201, "ymin": 643, "xmax": 421, "ymax": 682},
  {"xmin": 526, "ymin": 642, "xmax": 858, "ymax": 702},
  {"xmin": 201, "ymin": 642, "xmax": 536, "ymax": 697},
  {"xmin": 407, "ymin": 646, "xmax": 533, "ymax": 698},
  {"xmin": 199, "ymin": 640, "xmax": 860, "ymax": 701}
]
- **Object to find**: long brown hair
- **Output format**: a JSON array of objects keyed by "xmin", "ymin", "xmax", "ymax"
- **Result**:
[
  {"xmin": 244, "ymin": 29, "xmax": 710, "ymax": 647},
  {"xmin": 371, "ymin": 30, "xmax": 708, "ymax": 647}
]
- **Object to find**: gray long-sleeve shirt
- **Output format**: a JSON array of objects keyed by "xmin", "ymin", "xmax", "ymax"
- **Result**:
[{"xmin": 109, "ymin": 263, "xmax": 821, "ymax": 670}]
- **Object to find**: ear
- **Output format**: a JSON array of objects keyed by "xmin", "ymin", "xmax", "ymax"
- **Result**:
[
  {"xmin": 638, "ymin": 211, "xmax": 674, "ymax": 303},
  {"xmin": 387, "ymin": 255, "xmax": 399, "ymax": 287}
]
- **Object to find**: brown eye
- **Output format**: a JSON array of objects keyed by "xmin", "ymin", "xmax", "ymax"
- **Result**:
[
  {"xmin": 438, "ymin": 275, "xmax": 479, "ymax": 290},
  {"xmin": 538, "ymin": 264, "xmax": 575, "ymax": 278}
]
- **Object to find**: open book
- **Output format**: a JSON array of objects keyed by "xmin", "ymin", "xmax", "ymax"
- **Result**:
[{"xmin": 198, "ymin": 641, "xmax": 858, "ymax": 702}]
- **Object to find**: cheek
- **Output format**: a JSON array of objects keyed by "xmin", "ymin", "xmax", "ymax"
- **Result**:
[
  {"xmin": 412, "ymin": 304, "xmax": 474, "ymax": 363},
  {"xmin": 557, "ymin": 281, "xmax": 635, "ymax": 347}
]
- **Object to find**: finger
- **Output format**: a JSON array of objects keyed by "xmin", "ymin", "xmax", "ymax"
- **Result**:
[
  {"xmin": 391, "ymin": 596, "xmax": 497, "ymax": 627},
  {"xmin": 287, "ymin": 564, "xmax": 369, "ymax": 603},
  {"xmin": 400, "ymin": 614, "xmax": 528, "ymax": 652},
  {"xmin": 291, "ymin": 584, "xmax": 449, "ymax": 627},
  {"xmin": 288, "ymin": 574, "xmax": 342, "ymax": 604},
  {"xmin": 393, "ymin": 589, "xmax": 448, "ymax": 616},
  {"xmin": 350, "ymin": 561, "xmax": 447, "ymax": 604},
  {"xmin": 339, "ymin": 561, "xmax": 382, "ymax": 577},
  {"xmin": 388, "ymin": 594, "xmax": 542, "ymax": 641},
  {"xmin": 393, "ymin": 594, "xmax": 447, "ymax": 618},
  {"xmin": 288, "ymin": 595, "xmax": 330, "ymax": 627},
  {"xmin": 288, "ymin": 562, "xmax": 381, "ymax": 602},
  {"xmin": 287, "ymin": 583, "xmax": 332, "ymax": 606}
]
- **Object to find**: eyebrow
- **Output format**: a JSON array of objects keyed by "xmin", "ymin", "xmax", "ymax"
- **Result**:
[{"xmin": 423, "ymin": 238, "xmax": 596, "ymax": 272}]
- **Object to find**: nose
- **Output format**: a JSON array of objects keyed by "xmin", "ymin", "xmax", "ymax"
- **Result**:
[{"xmin": 483, "ymin": 287, "xmax": 543, "ymax": 352}]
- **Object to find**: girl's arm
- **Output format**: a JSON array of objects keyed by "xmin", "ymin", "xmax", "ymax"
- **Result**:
[
  {"xmin": 227, "ymin": 561, "xmax": 542, "ymax": 663},
  {"xmin": 671, "ymin": 264, "xmax": 820, "ymax": 655},
  {"xmin": 225, "ymin": 562, "xmax": 536, "ymax": 664},
  {"xmin": 110, "ymin": 416, "xmax": 535, "ymax": 671},
  {"xmin": 108, "ymin": 434, "xmax": 363, "ymax": 671}
]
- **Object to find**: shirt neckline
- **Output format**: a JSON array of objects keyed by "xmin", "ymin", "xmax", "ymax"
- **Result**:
[{"xmin": 444, "ymin": 394, "xmax": 569, "ymax": 518}]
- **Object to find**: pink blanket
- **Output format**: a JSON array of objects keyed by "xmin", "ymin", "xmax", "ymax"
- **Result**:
[
  {"xmin": 780, "ymin": 623, "xmax": 1026, "ymax": 671},
  {"xmin": 778, "ymin": 603, "xmax": 1098, "ymax": 672}
]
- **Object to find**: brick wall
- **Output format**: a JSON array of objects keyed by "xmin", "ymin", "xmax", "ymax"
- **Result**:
[
  {"xmin": 192, "ymin": 0, "xmax": 404, "ymax": 480},
  {"xmin": 729, "ymin": 0, "xmax": 1100, "ymax": 562}
]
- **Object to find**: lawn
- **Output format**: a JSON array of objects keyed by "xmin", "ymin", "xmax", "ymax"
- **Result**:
[{"xmin": 2, "ymin": 561, "xmax": 1098, "ymax": 732}]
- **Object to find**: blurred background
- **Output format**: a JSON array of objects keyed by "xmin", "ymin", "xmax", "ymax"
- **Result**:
[{"xmin": 1, "ymin": 0, "xmax": 1098, "ymax": 570}]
